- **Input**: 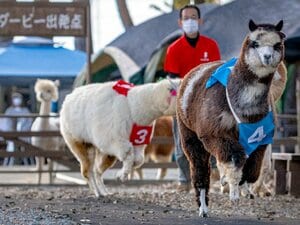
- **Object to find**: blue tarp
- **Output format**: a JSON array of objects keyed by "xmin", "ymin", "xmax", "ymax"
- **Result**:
[{"xmin": 0, "ymin": 39, "xmax": 86, "ymax": 86}]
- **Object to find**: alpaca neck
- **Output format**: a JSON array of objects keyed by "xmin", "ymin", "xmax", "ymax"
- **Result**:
[
  {"xmin": 128, "ymin": 83, "xmax": 164, "ymax": 125},
  {"xmin": 39, "ymin": 100, "xmax": 51, "ymax": 115},
  {"xmin": 228, "ymin": 59, "xmax": 274, "ymax": 122}
]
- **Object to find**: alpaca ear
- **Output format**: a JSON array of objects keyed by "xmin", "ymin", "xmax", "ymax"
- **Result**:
[
  {"xmin": 279, "ymin": 31, "xmax": 286, "ymax": 39},
  {"xmin": 54, "ymin": 80, "xmax": 60, "ymax": 87},
  {"xmin": 249, "ymin": 19, "xmax": 258, "ymax": 32},
  {"xmin": 275, "ymin": 20, "xmax": 283, "ymax": 31}
]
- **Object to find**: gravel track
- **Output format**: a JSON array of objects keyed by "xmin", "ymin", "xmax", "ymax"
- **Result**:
[{"xmin": 0, "ymin": 182, "xmax": 299, "ymax": 225}]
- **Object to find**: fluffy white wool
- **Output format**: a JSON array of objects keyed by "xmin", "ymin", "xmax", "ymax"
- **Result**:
[{"xmin": 60, "ymin": 79, "xmax": 180, "ymax": 196}]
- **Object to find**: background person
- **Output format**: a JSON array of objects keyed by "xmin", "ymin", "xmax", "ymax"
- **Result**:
[
  {"xmin": 164, "ymin": 4, "xmax": 221, "ymax": 191},
  {"xmin": 2, "ymin": 92, "xmax": 33, "ymax": 166}
]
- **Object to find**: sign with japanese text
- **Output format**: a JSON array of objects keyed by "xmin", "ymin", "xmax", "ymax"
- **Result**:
[{"xmin": 0, "ymin": 1, "xmax": 88, "ymax": 37}]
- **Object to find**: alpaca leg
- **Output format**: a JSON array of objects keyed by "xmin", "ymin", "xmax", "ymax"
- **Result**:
[
  {"xmin": 136, "ymin": 168, "xmax": 143, "ymax": 179},
  {"xmin": 240, "ymin": 182, "xmax": 254, "ymax": 199},
  {"xmin": 177, "ymin": 118, "xmax": 210, "ymax": 217},
  {"xmin": 128, "ymin": 170, "xmax": 135, "ymax": 180},
  {"xmin": 217, "ymin": 161, "xmax": 230, "ymax": 194},
  {"xmin": 219, "ymin": 161, "xmax": 243, "ymax": 203},
  {"xmin": 157, "ymin": 168, "xmax": 167, "ymax": 180},
  {"xmin": 250, "ymin": 145, "xmax": 272, "ymax": 197},
  {"xmin": 131, "ymin": 168, "xmax": 143, "ymax": 180},
  {"xmin": 47, "ymin": 159, "xmax": 57, "ymax": 184},
  {"xmin": 48, "ymin": 158, "xmax": 54, "ymax": 184},
  {"xmin": 106, "ymin": 141, "xmax": 135, "ymax": 182},
  {"xmin": 203, "ymin": 138, "xmax": 246, "ymax": 203},
  {"xmin": 116, "ymin": 151, "xmax": 134, "ymax": 182},
  {"xmin": 36, "ymin": 157, "xmax": 43, "ymax": 184},
  {"xmin": 85, "ymin": 146, "xmax": 101, "ymax": 197},
  {"xmin": 155, "ymin": 155, "xmax": 172, "ymax": 180},
  {"xmin": 63, "ymin": 136, "xmax": 100, "ymax": 197},
  {"xmin": 94, "ymin": 151, "xmax": 117, "ymax": 196},
  {"xmin": 240, "ymin": 146, "xmax": 267, "ymax": 186},
  {"xmin": 133, "ymin": 146, "xmax": 145, "ymax": 169},
  {"xmin": 132, "ymin": 151, "xmax": 152, "ymax": 180}
]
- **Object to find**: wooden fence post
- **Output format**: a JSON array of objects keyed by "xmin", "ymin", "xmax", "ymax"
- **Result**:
[{"xmin": 296, "ymin": 67, "xmax": 300, "ymax": 153}]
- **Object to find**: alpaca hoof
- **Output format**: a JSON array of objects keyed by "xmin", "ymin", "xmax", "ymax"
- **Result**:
[
  {"xmin": 246, "ymin": 193, "xmax": 254, "ymax": 199},
  {"xmin": 229, "ymin": 191, "xmax": 240, "ymax": 203},
  {"xmin": 93, "ymin": 190, "xmax": 101, "ymax": 198},
  {"xmin": 265, "ymin": 192, "xmax": 271, "ymax": 197},
  {"xmin": 105, "ymin": 191, "xmax": 113, "ymax": 196},
  {"xmin": 100, "ymin": 192, "xmax": 109, "ymax": 197},
  {"xmin": 200, "ymin": 213, "xmax": 208, "ymax": 218},
  {"xmin": 116, "ymin": 170, "xmax": 128, "ymax": 182},
  {"xmin": 101, "ymin": 189, "xmax": 113, "ymax": 196},
  {"xmin": 199, "ymin": 205, "xmax": 209, "ymax": 218},
  {"xmin": 220, "ymin": 176, "xmax": 227, "ymax": 186},
  {"xmin": 230, "ymin": 198, "xmax": 239, "ymax": 207},
  {"xmin": 199, "ymin": 211, "xmax": 208, "ymax": 218}
]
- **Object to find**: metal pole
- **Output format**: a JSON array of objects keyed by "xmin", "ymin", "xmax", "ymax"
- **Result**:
[
  {"xmin": 85, "ymin": 0, "xmax": 91, "ymax": 84},
  {"xmin": 296, "ymin": 70, "xmax": 300, "ymax": 153}
]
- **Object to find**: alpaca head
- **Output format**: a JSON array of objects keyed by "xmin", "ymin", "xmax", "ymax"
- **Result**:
[
  {"xmin": 34, "ymin": 79, "xmax": 60, "ymax": 103},
  {"xmin": 243, "ymin": 20, "xmax": 285, "ymax": 77},
  {"xmin": 154, "ymin": 78, "xmax": 181, "ymax": 115}
]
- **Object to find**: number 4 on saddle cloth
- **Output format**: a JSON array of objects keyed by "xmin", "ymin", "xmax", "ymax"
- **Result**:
[
  {"xmin": 206, "ymin": 58, "xmax": 275, "ymax": 156},
  {"xmin": 112, "ymin": 80, "xmax": 153, "ymax": 146}
]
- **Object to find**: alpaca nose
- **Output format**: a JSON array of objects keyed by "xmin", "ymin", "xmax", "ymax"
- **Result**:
[{"xmin": 264, "ymin": 54, "xmax": 271, "ymax": 60}]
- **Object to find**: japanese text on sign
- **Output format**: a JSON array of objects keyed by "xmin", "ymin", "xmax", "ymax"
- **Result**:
[{"xmin": 0, "ymin": 2, "xmax": 87, "ymax": 36}]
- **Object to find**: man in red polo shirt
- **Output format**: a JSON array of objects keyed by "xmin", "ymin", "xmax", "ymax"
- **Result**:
[{"xmin": 164, "ymin": 4, "xmax": 221, "ymax": 192}]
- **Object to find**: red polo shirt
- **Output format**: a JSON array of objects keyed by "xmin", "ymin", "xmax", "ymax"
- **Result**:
[{"xmin": 164, "ymin": 35, "xmax": 221, "ymax": 78}]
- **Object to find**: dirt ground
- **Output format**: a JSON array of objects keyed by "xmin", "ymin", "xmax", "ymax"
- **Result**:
[{"xmin": 1, "ymin": 182, "xmax": 300, "ymax": 225}]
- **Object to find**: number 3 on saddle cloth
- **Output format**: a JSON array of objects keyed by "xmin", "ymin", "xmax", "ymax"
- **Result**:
[
  {"xmin": 113, "ymin": 80, "xmax": 153, "ymax": 146},
  {"xmin": 130, "ymin": 124, "xmax": 153, "ymax": 145}
]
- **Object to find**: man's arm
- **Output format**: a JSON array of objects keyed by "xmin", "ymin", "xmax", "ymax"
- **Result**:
[
  {"xmin": 212, "ymin": 41, "xmax": 221, "ymax": 61},
  {"xmin": 164, "ymin": 45, "xmax": 180, "ymax": 76}
]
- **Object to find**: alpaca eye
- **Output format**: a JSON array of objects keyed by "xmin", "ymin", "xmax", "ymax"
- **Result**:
[
  {"xmin": 273, "ymin": 42, "xmax": 281, "ymax": 51},
  {"xmin": 250, "ymin": 41, "xmax": 259, "ymax": 48}
]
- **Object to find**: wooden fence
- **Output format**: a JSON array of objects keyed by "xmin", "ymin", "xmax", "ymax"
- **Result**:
[
  {"xmin": 0, "ymin": 113, "xmax": 178, "ymax": 185},
  {"xmin": 0, "ymin": 112, "xmax": 299, "ymax": 186}
]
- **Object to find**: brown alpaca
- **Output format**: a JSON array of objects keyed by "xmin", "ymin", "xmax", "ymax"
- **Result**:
[
  {"xmin": 133, "ymin": 116, "xmax": 174, "ymax": 180},
  {"xmin": 176, "ymin": 20, "xmax": 286, "ymax": 217},
  {"xmin": 221, "ymin": 63, "xmax": 287, "ymax": 197},
  {"xmin": 249, "ymin": 64, "xmax": 287, "ymax": 196}
]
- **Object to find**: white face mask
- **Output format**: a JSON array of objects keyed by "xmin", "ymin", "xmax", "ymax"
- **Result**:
[
  {"xmin": 12, "ymin": 97, "xmax": 22, "ymax": 106},
  {"xmin": 182, "ymin": 19, "xmax": 199, "ymax": 34}
]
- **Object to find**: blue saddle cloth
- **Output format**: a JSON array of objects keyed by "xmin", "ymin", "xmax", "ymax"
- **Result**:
[
  {"xmin": 239, "ymin": 111, "xmax": 274, "ymax": 156},
  {"xmin": 205, "ymin": 57, "xmax": 237, "ymax": 88}
]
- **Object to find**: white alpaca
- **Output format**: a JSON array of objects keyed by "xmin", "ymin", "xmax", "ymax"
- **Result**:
[
  {"xmin": 31, "ymin": 79, "xmax": 61, "ymax": 184},
  {"xmin": 60, "ymin": 79, "xmax": 180, "ymax": 197}
]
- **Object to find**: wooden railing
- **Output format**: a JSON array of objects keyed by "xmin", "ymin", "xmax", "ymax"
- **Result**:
[{"xmin": 0, "ymin": 111, "xmax": 299, "ymax": 185}]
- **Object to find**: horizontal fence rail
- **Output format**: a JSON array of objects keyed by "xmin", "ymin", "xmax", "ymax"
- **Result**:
[{"xmin": 0, "ymin": 113, "xmax": 299, "ymax": 185}]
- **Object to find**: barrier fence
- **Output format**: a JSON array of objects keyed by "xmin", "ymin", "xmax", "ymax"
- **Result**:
[{"xmin": 0, "ymin": 113, "xmax": 299, "ymax": 190}]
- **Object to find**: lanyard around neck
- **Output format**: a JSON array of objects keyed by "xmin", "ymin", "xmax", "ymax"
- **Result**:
[{"xmin": 225, "ymin": 87, "xmax": 272, "ymax": 124}]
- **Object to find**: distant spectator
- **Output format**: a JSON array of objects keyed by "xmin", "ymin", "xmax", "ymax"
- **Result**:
[{"xmin": 2, "ymin": 92, "xmax": 33, "ymax": 166}]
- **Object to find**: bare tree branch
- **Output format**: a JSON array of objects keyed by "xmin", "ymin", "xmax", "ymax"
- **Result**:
[{"xmin": 116, "ymin": 0, "xmax": 134, "ymax": 30}]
